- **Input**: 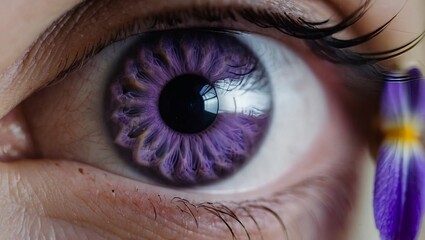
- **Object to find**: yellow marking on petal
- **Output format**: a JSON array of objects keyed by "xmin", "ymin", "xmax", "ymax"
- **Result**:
[{"xmin": 385, "ymin": 123, "xmax": 421, "ymax": 144}]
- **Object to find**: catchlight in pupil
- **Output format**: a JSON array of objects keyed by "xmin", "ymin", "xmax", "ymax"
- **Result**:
[
  {"xmin": 108, "ymin": 30, "xmax": 272, "ymax": 186},
  {"xmin": 158, "ymin": 74, "xmax": 218, "ymax": 134}
]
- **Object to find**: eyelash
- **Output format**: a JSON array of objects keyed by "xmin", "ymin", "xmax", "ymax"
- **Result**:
[
  {"xmin": 169, "ymin": 197, "xmax": 287, "ymax": 240},
  {"xmin": 45, "ymin": 0, "xmax": 423, "ymax": 87},
  {"xmin": 26, "ymin": 1, "xmax": 422, "ymax": 238}
]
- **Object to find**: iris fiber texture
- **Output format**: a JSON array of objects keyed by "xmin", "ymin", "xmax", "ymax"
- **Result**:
[{"xmin": 109, "ymin": 30, "xmax": 271, "ymax": 185}]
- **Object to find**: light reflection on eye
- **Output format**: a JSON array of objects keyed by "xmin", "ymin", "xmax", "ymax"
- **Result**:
[
  {"xmin": 105, "ymin": 28, "xmax": 328, "ymax": 188},
  {"xmin": 14, "ymin": 1, "xmax": 399, "ymax": 238},
  {"xmin": 108, "ymin": 30, "xmax": 273, "ymax": 186},
  {"xmin": 0, "ymin": 0, "xmax": 421, "ymax": 237},
  {"xmin": 9, "ymin": 1, "xmax": 400, "ymax": 239}
]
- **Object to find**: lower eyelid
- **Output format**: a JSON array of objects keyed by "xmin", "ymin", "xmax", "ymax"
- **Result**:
[
  {"xmin": 12, "ymin": 74, "xmax": 368, "ymax": 239},
  {"xmin": 12, "ymin": 15, "xmax": 378, "ymax": 239},
  {"xmin": 0, "ymin": 1, "xmax": 419, "ymax": 239},
  {"xmin": 5, "ymin": 150, "xmax": 361, "ymax": 240}
]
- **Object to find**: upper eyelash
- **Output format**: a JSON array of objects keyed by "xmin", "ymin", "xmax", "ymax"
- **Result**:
[
  {"xmin": 25, "ymin": 1, "xmax": 420, "ymax": 236},
  {"xmin": 146, "ymin": 0, "xmax": 423, "ymax": 65},
  {"xmin": 240, "ymin": 3, "xmax": 424, "ymax": 67},
  {"xmin": 44, "ymin": 0, "xmax": 422, "ymax": 87}
]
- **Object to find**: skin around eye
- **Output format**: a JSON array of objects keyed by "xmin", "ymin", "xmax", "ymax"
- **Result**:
[
  {"xmin": 18, "ymin": 24, "xmax": 375, "ymax": 240},
  {"xmin": 22, "ymin": 29, "xmax": 332, "ymax": 193},
  {"xmin": 0, "ymin": 0, "xmax": 423, "ymax": 239}
]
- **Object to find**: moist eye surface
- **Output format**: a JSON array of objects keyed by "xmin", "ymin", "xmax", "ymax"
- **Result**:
[
  {"xmin": 158, "ymin": 74, "xmax": 219, "ymax": 134},
  {"xmin": 107, "ymin": 30, "xmax": 272, "ymax": 186}
]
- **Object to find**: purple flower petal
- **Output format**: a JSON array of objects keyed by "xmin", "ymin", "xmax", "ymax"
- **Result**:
[
  {"xmin": 399, "ymin": 147, "xmax": 425, "ymax": 240},
  {"xmin": 407, "ymin": 70, "xmax": 425, "ymax": 123},
  {"xmin": 382, "ymin": 69, "xmax": 425, "ymax": 124},
  {"xmin": 408, "ymin": 68, "xmax": 423, "ymax": 79},
  {"xmin": 374, "ymin": 142, "xmax": 403, "ymax": 239},
  {"xmin": 381, "ymin": 81, "xmax": 410, "ymax": 123},
  {"xmin": 402, "ymin": 70, "xmax": 425, "ymax": 121},
  {"xmin": 374, "ymin": 142, "xmax": 425, "ymax": 240},
  {"xmin": 375, "ymin": 69, "xmax": 425, "ymax": 240}
]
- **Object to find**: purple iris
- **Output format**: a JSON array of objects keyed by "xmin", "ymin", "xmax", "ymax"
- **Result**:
[
  {"xmin": 107, "ymin": 30, "xmax": 272, "ymax": 185},
  {"xmin": 374, "ymin": 68, "xmax": 425, "ymax": 240}
]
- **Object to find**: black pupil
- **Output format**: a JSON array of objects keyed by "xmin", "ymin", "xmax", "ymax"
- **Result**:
[{"xmin": 159, "ymin": 74, "xmax": 219, "ymax": 134}]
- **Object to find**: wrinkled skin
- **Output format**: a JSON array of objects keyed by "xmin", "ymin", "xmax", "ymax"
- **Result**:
[{"xmin": 0, "ymin": 0, "xmax": 423, "ymax": 239}]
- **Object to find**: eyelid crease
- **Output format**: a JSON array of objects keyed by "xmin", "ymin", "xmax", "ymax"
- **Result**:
[
  {"xmin": 9, "ymin": 0, "xmax": 410, "ymax": 95},
  {"xmin": 4, "ymin": 2, "xmax": 393, "ymax": 238}
]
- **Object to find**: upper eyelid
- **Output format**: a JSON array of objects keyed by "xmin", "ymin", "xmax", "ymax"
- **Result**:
[
  {"xmin": 6, "ymin": 0, "xmax": 418, "ymax": 101},
  {"xmin": 5, "ymin": 0, "xmax": 413, "ymax": 94}
]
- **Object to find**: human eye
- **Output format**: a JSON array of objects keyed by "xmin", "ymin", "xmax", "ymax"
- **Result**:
[{"xmin": 1, "ymin": 0, "xmax": 422, "ymax": 239}]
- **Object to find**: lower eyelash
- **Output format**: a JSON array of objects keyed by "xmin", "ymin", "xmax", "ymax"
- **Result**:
[
  {"xmin": 169, "ymin": 197, "xmax": 285, "ymax": 240},
  {"xmin": 144, "ymin": 172, "xmax": 355, "ymax": 240}
]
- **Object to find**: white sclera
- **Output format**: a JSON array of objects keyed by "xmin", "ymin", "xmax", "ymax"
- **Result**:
[
  {"xmin": 191, "ymin": 33, "xmax": 328, "ymax": 193},
  {"xmin": 85, "ymin": 31, "xmax": 327, "ymax": 193}
]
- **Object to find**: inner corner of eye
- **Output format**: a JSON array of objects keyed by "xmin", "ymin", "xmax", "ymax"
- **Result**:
[{"xmin": 101, "ymin": 29, "xmax": 278, "ymax": 187}]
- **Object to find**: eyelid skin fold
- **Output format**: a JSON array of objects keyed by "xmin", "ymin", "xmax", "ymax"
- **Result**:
[
  {"xmin": 0, "ymin": 0, "xmax": 82, "ymax": 73},
  {"xmin": 0, "ymin": 127, "xmax": 363, "ymax": 240},
  {"xmin": 0, "ymin": 0, "xmax": 422, "ymax": 239},
  {"xmin": 0, "ymin": 0, "xmax": 415, "ymax": 121},
  {"xmin": 17, "ymin": 22, "xmax": 382, "ymax": 237}
]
